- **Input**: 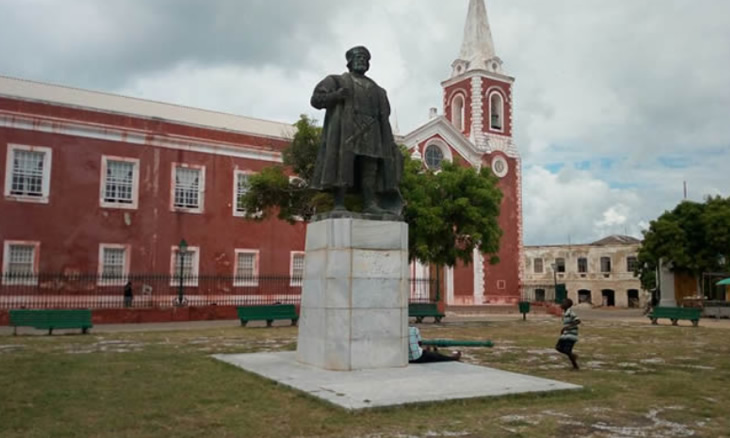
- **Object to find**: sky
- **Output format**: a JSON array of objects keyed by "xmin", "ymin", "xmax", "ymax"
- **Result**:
[{"xmin": 1, "ymin": 0, "xmax": 729, "ymax": 246}]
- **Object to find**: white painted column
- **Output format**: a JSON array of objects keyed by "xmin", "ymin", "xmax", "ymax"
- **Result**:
[
  {"xmin": 446, "ymin": 266, "xmax": 454, "ymax": 305},
  {"xmin": 473, "ymin": 248, "xmax": 485, "ymax": 305}
]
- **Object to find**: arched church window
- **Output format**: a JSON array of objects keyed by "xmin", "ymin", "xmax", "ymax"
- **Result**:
[
  {"xmin": 424, "ymin": 144, "xmax": 445, "ymax": 170},
  {"xmin": 451, "ymin": 94, "xmax": 465, "ymax": 131},
  {"xmin": 490, "ymin": 92, "xmax": 504, "ymax": 131}
]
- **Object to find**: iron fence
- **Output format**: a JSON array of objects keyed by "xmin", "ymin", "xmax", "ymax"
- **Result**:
[{"xmin": 0, "ymin": 273, "xmax": 437, "ymax": 310}]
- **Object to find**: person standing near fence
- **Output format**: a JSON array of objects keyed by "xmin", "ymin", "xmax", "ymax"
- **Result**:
[{"xmin": 124, "ymin": 281, "xmax": 133, "ymax": 308}]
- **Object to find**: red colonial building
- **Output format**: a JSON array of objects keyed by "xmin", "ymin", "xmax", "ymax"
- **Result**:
[{"xmin": 0, "ymin": 0, "xmax": 522, "ymax": 317}]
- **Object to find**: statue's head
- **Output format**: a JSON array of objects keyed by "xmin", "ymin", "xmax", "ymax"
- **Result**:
[{"xmin": 346, "ymin": 46, "xmax": 371, "ymax": 74}]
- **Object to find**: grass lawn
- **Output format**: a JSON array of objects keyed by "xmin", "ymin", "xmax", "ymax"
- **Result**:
[{"xmin": 1, "ymin": 317, "xmax": 728, "ymax": 438}]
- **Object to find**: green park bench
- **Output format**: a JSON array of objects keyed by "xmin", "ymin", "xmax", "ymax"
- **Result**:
[
  {"xmin": 648, "ymin": 307, "xmax": 701, "ymax": 327},
  {"xmin": 9, "ymin": 309, "xmax": 93, "ymax": 335},
  {"xmin": 237, "ymin": 304, "xmax": 298, "ymax": 327},
  {"xmin": 409, "ymin": 302, "xmax": 445, "ymax": 323}
]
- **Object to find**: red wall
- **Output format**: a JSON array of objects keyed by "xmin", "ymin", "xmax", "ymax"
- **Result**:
[
  {"xmin": 443, "ymin": 82, "xmax": 472, "ymax": 135},
  {"xmin": 481, "ymin": 152, "xmax": 520, "ymax": 304},
  {"xmin": 0, "ymin": 99, "xmax": 305, "ymax": 276}
]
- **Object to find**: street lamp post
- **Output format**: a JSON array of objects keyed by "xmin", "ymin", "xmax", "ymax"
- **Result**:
[
  {"xmin": 177, "ymin": 239, "xmax": 188, "ymax": 306},
  {"xmin": 551, "ymin": 262, "xmax": 559, "ymax": 302}
]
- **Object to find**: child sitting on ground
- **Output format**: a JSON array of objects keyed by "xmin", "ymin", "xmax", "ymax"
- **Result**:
[{"xmin": 408, "ymin": 326, "xmax": 461, "ymax": 363}]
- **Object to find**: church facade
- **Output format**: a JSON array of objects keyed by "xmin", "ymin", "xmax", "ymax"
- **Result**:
[
  {"xmin": 403, "ymin": 0, "xmax": 522, "ymax": 305},
  {"xmin": 0, "ymin": 0, "xmax": 521, "ymax": 310}
]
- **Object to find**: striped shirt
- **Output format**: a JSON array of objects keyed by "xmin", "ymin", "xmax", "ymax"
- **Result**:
[
  {"xmin": 408, "ymin": 326, "xmax": 423, "ymax": 361},
  {"xmin": 560, "ymin": 308, "xmax": 580, "ymax": 341}
]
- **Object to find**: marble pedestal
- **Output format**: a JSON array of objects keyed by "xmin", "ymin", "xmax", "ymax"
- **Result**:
[{"xmin": 296, "ymin": 218, "xmax": 409, "ymax": 371}]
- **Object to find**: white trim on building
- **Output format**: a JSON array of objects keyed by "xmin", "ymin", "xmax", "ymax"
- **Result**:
[
  {"xmin": 3, "ymin": 144, "xmax": 52, "ymax": 204},
  {"xmin": 171, "ymin": 163, "xmax": 206, "ymax": 214},
  {"xmin": 100, "ymin": 156, "xmax": 140, "ymax": 210},
  {"xmin": 2, "ymin": 240, "xmax": 40, "ymax": 285},
  {"xmin": 97, "ymin": 243, "xmax": 131, "ymax": 286}
]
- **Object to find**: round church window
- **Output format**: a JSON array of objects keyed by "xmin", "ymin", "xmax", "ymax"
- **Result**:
[
  {"xmin": 492, "ymin": 156, "xmax": 508, "ymax": 178},
  {"xmin": 425, "ymin": 144, "xmax": 445, "ymax": 170}
]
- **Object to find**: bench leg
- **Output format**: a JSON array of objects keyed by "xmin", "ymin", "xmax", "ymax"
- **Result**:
[
  {"xmin": 266, "ymin": 320, "xmax": 273, "ymax": 327},
  {"xmin": 671, "ymin": 318, "xmax": 678, "ymax": 326},
  {"xmin": 291, "ymin": 319, "xmax": 298, "ymax": 327},
  {"xmin": 48, "ymin": 328, "xmax": 53, "ymax": 336},
  {"xmin": 651, "ymin": 318, "xmax": 658, "ymax": 325},
  {"xmin": 692, "ymin": 319, "xmax": 699, "ymax": 327},
  {"xmin": 82, "ymin": 327, "xmax": 89, "ymax": 335},
  {"xmin": 240, "ymin": 320, "xmax": 248, "ymax": 327},
  {"xmin": 415, "ymin": 316, "xmax": 423, "ymax": 323},
  {"xmin": 13, "ymin": 326, "xmax": 17, "ymax": 336},
  {"xmin": 435, "ymin": 316, "xmax": 442, "ymax": 323}
]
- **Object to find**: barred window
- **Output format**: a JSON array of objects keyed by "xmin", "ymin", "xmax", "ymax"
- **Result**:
[
  {"xmin": 173, "ymin": 250, "xmax": 194, "ymax": 278},
  {"xmin": 11, "ymin": 150, "xmax": 45, "ymax": 197},
  {"xmin": 233, "ymin": 250, "xmax": 258, "ymax": 286},
  {"xmin": 235, "ymin": 172, "xmax": 250, "ymax": 214},
  {"xmin": 290, "ymin": 252, "xmax": 305, "ymax": 286},
  {"xmin": 8, "ymin": 245, "xmax": 34, "ymax": 276},
  {"xmin": 104, "ymin": 161, "xmax": 134, "ymax": 204},
  {"xmin": 170, "ymin": 246, "xmax": 199, "ymax": 287},
  {"xmin": 3, "ymin": 243, "xmax": 38, "ymax": 285},
  {"xmin": 101, "ymin": 247, "xmax": 126, "ymax": 281},
  {"xmin": 174, "ymin": 167, "xmax": 201, "ymax": 209}
]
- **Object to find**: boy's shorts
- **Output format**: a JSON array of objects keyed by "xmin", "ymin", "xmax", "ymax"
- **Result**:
[{"xmin": 555, "ymin": 338, "xmax": 576, "ymax": 355}]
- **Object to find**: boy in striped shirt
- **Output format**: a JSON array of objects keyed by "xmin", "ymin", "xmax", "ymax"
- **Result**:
[{"xmin": 555, "ymin": 298, "xmax": 581, "ymax": 370}]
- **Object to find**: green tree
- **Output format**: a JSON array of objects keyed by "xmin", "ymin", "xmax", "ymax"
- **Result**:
[
  {"xmin": 240, "ymin": 115, "xmax": 504, "ymax": 268},
  {"xmin": 638, "ymin": 196, "xmax": 730, "ymax": 291}
]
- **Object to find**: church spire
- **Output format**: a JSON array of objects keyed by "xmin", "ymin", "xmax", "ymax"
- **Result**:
[{"xmin": 451, "ymin": 0, "xmax": 503, "ymax": 78}]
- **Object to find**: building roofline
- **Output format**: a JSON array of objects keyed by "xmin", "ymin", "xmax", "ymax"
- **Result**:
[{"xmin": 0, "ymin": 75, "xmax": 295, "ymax": 140}]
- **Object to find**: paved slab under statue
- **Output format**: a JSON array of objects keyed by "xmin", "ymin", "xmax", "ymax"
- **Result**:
[{"xmin": 213, "ymin": 352, "xmax": 582, "ymax": 410}]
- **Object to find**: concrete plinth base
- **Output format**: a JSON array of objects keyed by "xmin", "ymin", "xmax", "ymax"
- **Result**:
[
  {"xmin": 214, "ymin": 352, "xmax": 583, "ymax": 410},
  {"xmin": 296, "ymin": 218, "xmax": 409, "ymax": 371}
]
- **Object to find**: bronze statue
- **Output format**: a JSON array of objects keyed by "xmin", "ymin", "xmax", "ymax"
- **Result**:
[{"xmin": 310, "ymin": 46, "xmax": 403, "ymax": 217}]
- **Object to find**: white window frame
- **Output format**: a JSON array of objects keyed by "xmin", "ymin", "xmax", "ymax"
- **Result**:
[
  {"xmin": 97, "ymin": 244, "xmax": 131, "ymax": 286},
  {"xmin": 4, "ymin": 144, "xmax": 53, "ymax": 204},
  {"xmin": 169, "ymin": 245, "xmax": 200, "ymax": 287},
  {"xmin": 100, "ymin": 156, "xmax": 140, "ymax": 210},
  {"xmin": 233, "ymin": 249, "xmax": 259, "ymax": 287},
  {"xmin": 2, "ymin": 240, "xmax": 40, "ymax": 286},
  {"xmin": 171, "ymin": 163, "xmax": 205, "ymax": 214},
  {"xmin": 450, "ymin": 93, "xmax": 466, "ymax": 132},
  {"xmin": 488, "ymin": 89, "xmax": 505, "ymax": 133},
  {"xmin": 423, "ymin": 139, "xmax": 453, "ymax": 171},
  {"xmin": 233, "ymin": 169, "xmax": 255, "ymax": 217},
  {"xmin": 289, "ymin": 251, "xmax": 305, "ymax": 287}
]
